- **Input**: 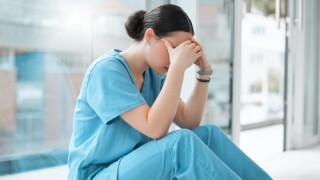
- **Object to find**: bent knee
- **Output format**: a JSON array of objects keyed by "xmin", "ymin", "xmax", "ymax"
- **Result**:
[
  {"xmin": 201, "ymin": 124, "xmax": 223, "ymax": 134},
  {"xmin": 156, "ymin": 129, "xmax": 197, "ymax": 149},
  {"xmin": 204, "ymin": 124, "xmax": 220, "ymax": 130},
  {"xmin": 179, "ymin": 128, "xmax": 195, "ymax": 136},
  {"xmin": 159, "ymin": 129, "xmax": 195, "ymax": 142},
  {"xmin": 176, "ymin": 128, "xmax": 199, "ymax": 142}
]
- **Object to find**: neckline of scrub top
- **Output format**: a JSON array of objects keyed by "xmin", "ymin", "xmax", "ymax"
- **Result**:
[{"xmin": 113, "ymin": 49, "xmax": 149, "ymax": 94}]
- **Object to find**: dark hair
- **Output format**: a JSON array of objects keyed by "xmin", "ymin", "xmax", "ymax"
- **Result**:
[{"xmin": 125, "ymin": 4, "xmax": 194, "ymax": 41}]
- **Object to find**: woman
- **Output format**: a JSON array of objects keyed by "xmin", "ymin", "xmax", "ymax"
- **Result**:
[{"xmin": 68, "ymin": 4, "xmax": 272, "ymax": 180}]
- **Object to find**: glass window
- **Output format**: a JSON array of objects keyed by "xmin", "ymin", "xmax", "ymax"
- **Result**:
[{"xmin": 0, "ymin": 0, "xmax": 146, "ymax": 175}]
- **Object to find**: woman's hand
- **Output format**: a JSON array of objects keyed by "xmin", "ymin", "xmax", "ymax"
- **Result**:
[
  {"xmin": 162, "ymin": 39, "xmax": 203, "ymax": 71},
  {"xmin": 191, "ymin": 38, "xmax": 212, "ymax": 71}
]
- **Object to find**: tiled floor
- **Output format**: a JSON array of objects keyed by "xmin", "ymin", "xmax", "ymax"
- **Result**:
[{"xmin": 1, "ymin": 124, "xmax": 319, "ymax": 180}]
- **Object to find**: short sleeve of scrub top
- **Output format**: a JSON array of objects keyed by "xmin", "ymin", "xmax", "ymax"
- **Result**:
[
  {"xmin": 86, "ymin": 53, "xmax": 146, "ymax": 125},
  {"xmin": 68, "ymin": 49, "xmax": 165, "ymax": 180}
]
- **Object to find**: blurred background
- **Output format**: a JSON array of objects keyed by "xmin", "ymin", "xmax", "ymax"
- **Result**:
[{"xmin": 0, "ymin": 0, "xmax": 319, "ymax": 179}]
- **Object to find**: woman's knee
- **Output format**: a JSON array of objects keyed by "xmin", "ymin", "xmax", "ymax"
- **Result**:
[
  {"xmin": 175, "ymin": 128, "xmax": 201, "ymax": 144},
  {"xmin": 167, "ymin": 128, "xmax": 208, "ymax": 146},
  {"xmin": 179, "ymin": 128, "xmax": 196, "ymax": 138},
  {"xmin": 202, "ymin": 124, "xmax": 223, "ymax": 134},
  {"xmin": 157, "ymin": 129, "xmax": 195, "ymax": 147},
  {"xmin": 156, "ymin": 129, "xmax": 198, "ymax": 151}
]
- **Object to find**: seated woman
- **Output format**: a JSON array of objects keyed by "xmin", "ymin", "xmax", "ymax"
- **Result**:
[{"xmin": 68, "ymin": 4, "xmax": 272, "ymax": 180}]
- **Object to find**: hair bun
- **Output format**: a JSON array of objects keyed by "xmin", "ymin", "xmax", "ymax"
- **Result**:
[{"xmin": 125, "ymin": 10, "xmax": 146, "ymax": 40}]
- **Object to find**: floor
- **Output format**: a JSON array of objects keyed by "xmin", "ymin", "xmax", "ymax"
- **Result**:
[
  {"xmin": 262, "ymin": 145, "xmax": 320, "ymax": 180},
  {"xmin": 240, "ymin": 124, "xmax": 320, "ymax": 180},
  {"xmin": 0, "ymin": 124, "xmax": 319, "ymax": 180}
]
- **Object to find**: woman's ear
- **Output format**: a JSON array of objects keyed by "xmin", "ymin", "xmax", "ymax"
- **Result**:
[{"xmin": 144, "ymin": 28, "xmax": 155, "ymax": 43}]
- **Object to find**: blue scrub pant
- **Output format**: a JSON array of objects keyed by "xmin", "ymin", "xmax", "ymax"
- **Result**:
[{"xmin": 96, "ymin": 125, "xmax": 272, "ymax": 180}]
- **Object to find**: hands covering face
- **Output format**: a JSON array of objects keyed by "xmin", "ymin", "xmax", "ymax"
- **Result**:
[{"xmin": 162, "ymin": 38, "xmax": 212, "ymax": 71}]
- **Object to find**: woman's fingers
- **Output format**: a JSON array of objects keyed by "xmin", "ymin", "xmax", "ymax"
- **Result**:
[
  {"xmin": 195, "ymin": 50, "xmax": 203, "ymax": 59},
  {"xmin": 183, "ymin": 40, "xmax": 202, "ymax": 61},
  {"xmin": 163, "ymin": 38, "xmax": 204, "ymax": 70},
  {"xmin": 181, "ymin": 39, "xmax": 192, "ymax": 46},
  {"xmin": 193, "ymin": 45, "xmax": 201, "ymax": 53},
  {"xmin": 191, "ymin": 37, "xmax": 203, "ymax": 49},
  {"xmin": 162, "ymin": 39, "xmax": 173, "ymax": 51},
  {"xmin": 187, "ymin": 42, "xmax": 197, "ymax": 49}
]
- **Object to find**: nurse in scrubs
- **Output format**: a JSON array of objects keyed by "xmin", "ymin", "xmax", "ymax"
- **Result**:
[{"xmin": 68, "ymin": 4, "xmax": 272, "ymax": 180}]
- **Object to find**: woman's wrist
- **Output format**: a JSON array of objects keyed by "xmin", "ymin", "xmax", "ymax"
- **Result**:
[
  {"xmin": 196, "ymin": 63, "xmax": 212, "ymax": 83},
  {"xmin": 197, "ymin": 74, "xmax": 210, "ymax": 79},
  {"xmin": 196, "ymin": 74, "xmax": 211, "ymax": 84},
  {"xmin": 199, "ymin": 64, "xmax": 212, "ymax": 71},
  {"xmin": 168, "ymin": 63, "xmax": 186, "ymax": 76},
  {"xmin": 196, "ymin": 77, "xmax": 211, "ymax": 83},
  {"xmin": 197, "ymin": 63, "xmax": 213, "ymax": 76},
  {"xmin": 197, "ymin": 59, "xmax": 212, "ymax": 70}
]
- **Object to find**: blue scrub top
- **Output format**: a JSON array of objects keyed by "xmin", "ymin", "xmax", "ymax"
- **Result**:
[{"xmin": 68, "ymin": 49, "xmax": 166, "ymax": 180}]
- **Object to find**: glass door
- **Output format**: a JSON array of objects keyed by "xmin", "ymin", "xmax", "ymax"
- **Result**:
[
  {"xmin": 239, "ymin": 0, "xmax": 287, "ymax": 162},
  {"xmin": 286, "ymin": 0, "xmax": 320, "ymax": 149}
]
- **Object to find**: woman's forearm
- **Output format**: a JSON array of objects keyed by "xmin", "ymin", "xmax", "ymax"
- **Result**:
[
  {"xmin": 182, "ymin": 78, "xmax": 209, "ymax": 128},
  {"xmin": 147, "ymin": 67, "xmax": 185, "ymax": 138}
]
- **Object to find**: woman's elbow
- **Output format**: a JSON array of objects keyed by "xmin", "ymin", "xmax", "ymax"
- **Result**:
[
  {"xmin": 147, "ymin": 129, "xmax": 168, "ymax": 140},
  {"xmin": 182, "ymin": 120, "xmax": 201, "ymax": 130}
]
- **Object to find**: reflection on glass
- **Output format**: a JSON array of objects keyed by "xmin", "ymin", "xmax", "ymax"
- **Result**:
[
  {"xmin": 0, "ymin": 0, "xmax": 144, "ymax": 175},
  {"xmin": 240, "ymin": 0, "xmax": 285, "ymax": 126},
  {"xmin": 198, "ymin": 0, "xmax": 233, "ymax": 132}
]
